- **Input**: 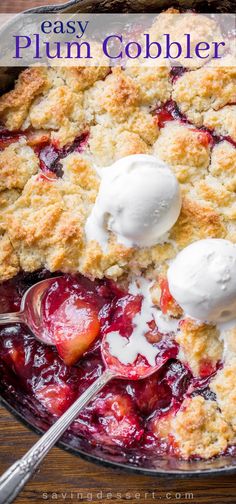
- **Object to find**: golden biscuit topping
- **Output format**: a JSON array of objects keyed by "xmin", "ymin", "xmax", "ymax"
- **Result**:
[
  {"xmin": 152, "ymin": 395, "xmax": 235, "ymax": 459},
  {"xmin": 176, "ymin": 318, "xmax": 223, "ymax": 377},
  {"xmin": 0, "ymin": 10, "xmax": 235, "ymax": 461}
]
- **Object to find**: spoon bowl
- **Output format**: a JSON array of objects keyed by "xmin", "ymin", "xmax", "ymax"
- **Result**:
[
  {"xmin": 101, "ymin": 333, "xmax": 162, "ymax": 380},
  {"xmin": 0, "ymin": 276, "xmax": 62, "ymax": 344}
]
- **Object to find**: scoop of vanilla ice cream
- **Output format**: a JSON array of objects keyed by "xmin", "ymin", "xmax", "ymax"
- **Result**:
[
  {"xmin": 167, "ymin": 239, "xmax": 236, "ymax": 323},
  {"xmin": 85, "ymin": 154, "xmax": 181, "ymax": 249}
]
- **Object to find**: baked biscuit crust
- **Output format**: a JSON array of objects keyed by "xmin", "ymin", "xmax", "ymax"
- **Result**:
[
  {"xmin": 0, "ymin": 68, "xmax": 49, "ymax": 130},
  {"xmin": 0, "ymin": 138, "xmax": 39, "ymax": 192},
  {"xmin": 0, "ymin": 58, "xmax": 234, "ymax": 283},
  {"xmin": 172, "ymin": 65, "xmax": 236, "ymax": 126},
  {"xmin": 176, "ymin": 318, "xmax": 223, "ymax": 377},
  {"xmin": 210, "ymin": 359, "xmax": 236, "ymax": 431},
  {"xmin": 0, "ymin": 11, "xmax": 235, "ymax": 462},
  {"xmin": 164, "ymin": 396, "xmax": 235, "ymax": 459},
  {"xmin": 152, "ymin": 395, "xmax": 235, "ymax": 459}
]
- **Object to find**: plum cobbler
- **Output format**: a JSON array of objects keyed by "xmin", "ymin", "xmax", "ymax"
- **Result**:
[{"xmin": 0, "ymin": 10, "xmax": 236, "ymax": 463}]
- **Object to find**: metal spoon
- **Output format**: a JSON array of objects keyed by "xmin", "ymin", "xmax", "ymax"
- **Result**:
[
  {"xmin": 0, "ymin": 276, "xmax": 62, "ymax": 344},
  {"xmin": 0, "ymin": 304, "xmax": 162, "ymax": 503}
]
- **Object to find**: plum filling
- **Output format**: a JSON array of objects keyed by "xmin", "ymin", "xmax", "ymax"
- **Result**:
[
  {"xmin": 0, "ymin": 128, "xmax": 89, "ymax": 176},
  {"xmin": 0, "ymin": 128, "xmax": 25, "ymax": 150},
  {"xmin": 170, "ymin": 66, "xmax": 187, "ymax": 84},
  {"xmin": 35, "ymin": 132, "xmax": 89, "ymax": 177},
  {"xmin": 155, "ymin": 100, "xmax": 236, "ymax": 148},
  {"xmin": 155, "ymin": 100, "xmax": 184, "ymax": 128},
  {"xmin": 0, "ymin": 271, "xmax": 229, "ymax": 460}
]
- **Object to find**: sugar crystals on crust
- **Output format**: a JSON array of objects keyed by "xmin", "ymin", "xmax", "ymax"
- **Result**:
[
  {"xmin": 0, "ymin": 68, "xmax": 49, "ymax": 130},
  {"xmin": 171, "ymin": 396, "xmax": 234, "ymax": 459},
  {"xmin": 176, "ymin": 318, "xmax": 223, "ymax": 377},
  {"xmin": 209, "ymin": 141, "xmax": 236, "ymax": 192},
  {"xmin": 172, "ymin": 65, "xmax": 236, "ymax": 126},
  {"xmin": 210, "ymin": 358, "xmax": 236, "ymax": 432},
  {"xmin": 153, "ymin": 121, "xmax": 211, "ymax": 183},
  {"xmin": 6, "ymin": 155, "xmax": 98, "ymax": 275},
  {"xmin": 203, "ymin": 105, "xmax": 236, "ymax": 143},
  {"xmin": 26, "ymin": 85, "xmax": 86, "ymax": 147},
  {"xmin": 152, "ymin": 395, "xmax": 235, "ymax": 459},
  {"xmin": 0, "ymin": 138, "xmax": 39, "ymax": 192},
  {"xmin": 0, "ymin": 234, "xmax": 19, "ymax": 282}
]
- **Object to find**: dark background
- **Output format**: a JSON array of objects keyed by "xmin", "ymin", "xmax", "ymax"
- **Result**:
[
  {"xmin": 0, "ymin": 0, "xmax": 65, "ymax": 13},
  {"xmin": 0, "ymin": 1, "xmax": 236, "ymax": 503}
]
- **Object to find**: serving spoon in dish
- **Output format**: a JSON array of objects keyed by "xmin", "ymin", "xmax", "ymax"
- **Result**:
[
  {"xmin": 0, "ymin": 277, "xmax": 164, "ymax": 504},
  {"xmin": 0, "ymin": 276, "xmax": 63, "ymax": 345}
]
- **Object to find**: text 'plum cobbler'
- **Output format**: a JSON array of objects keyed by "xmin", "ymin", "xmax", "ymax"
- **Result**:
[{"xmin": 0, "ymin": 9, "xmax": 235, "ymax": 462}]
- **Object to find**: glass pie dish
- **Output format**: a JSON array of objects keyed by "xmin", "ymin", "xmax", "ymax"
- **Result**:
[{"xmin": 0, "ymin": 0, "xmax": 236, "ymax": 477}]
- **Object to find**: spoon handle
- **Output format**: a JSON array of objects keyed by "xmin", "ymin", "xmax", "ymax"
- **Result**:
[
  {"xmin": 0, "ymin": 368, "xmax": 115, "ymax": 504},
  {"xmin": 0, "ymin": 312, "xmax": 24, "ymax": 325}
]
